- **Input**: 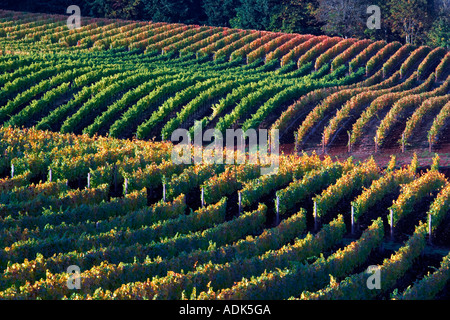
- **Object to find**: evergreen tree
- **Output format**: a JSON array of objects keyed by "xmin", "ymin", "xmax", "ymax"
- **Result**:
[
  {"xmin": 89, "ymin": 0, "xmax": 144, "ymax": 20},
  {"xmin": 0, "ymin": 0, "xmax": 445, "ymax": 47},
  {"xmin": 314, "ymin": 0, "xmax": 368, "ymax": 38},
  {"xmin": 388, "ymin": 0, "xmax": 430, "ymax": 44},
  {"xmin": 427, "ymin": 0, "xmax": 450, "ymax": 48},
  {"xmin": 269, "ymin": 0, "xmax": 322, "ymax": 34},
  {"xmin": 143, "ymin": 0, "xmax": 206, "ymax": 24},
  {"xmin": 202, "ymin": 0, "xmax": 239, "ymax": 27},
  {"xmin": 230, "ymin": 0, "xmax": 281, "ymax": 30},
  {"xmin": 0, "ymin": 0, "xmax": 79, "ymax": 14}
]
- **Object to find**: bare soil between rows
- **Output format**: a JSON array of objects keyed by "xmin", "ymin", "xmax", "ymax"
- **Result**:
[{"xmin": 281, "ymin": 141, "xmax": 450, "ymax": 174}]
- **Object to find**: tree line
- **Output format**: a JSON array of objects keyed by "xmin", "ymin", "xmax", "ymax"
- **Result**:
[{"xmin": 1, "ymin": 0, "xmax": 449, "ymax": 48}]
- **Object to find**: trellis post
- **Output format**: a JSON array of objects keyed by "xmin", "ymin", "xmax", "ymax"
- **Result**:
[
  {"xmin": 321, "ymin": 135, "xmax": 325, "ymax": 154},
  {"xmin": 374, "ymin": 136, "xmax": 378, "ymax": 153},
  {"xmin": 351, "ymin": 205, "xmax": 355, "ymax": 235},
  {"xmin": 314, "ymin": 201, "xmax": 318, "ymax": 231},
  {"xmin": 163, "ymin": 182, "xmax": 166, "ymax": 202},
  {"xmin": 113, "ymin": 164, "xmax": 118, "ymax": 193},
  {"xmin": 276, "ymin": 195, "xmax": 280, "ymax": 225},
  {"xmin": 429, "ymin": 137, "xmax": 432, "ymax": 153},
  {"xmin": 348, "ymin": 131, "xmax": 352, "ymax": 153},
  {"xmin": 401, "ymin": 133, "xmax": 405, "ymax": 153},
  {"xmin": 428, "ymin": 213, "xmax": 432, "ymax": 245},
  {"xmin": 390, "ymin": 208, "xmax": 394, "ymax": 239},
  {"xmin": 238, "ymin": 191, "xmax": 242, "ymax": 215},
  {"xmin": 201, "ymin": 186, "xmax": 205, "ymax": 208}
]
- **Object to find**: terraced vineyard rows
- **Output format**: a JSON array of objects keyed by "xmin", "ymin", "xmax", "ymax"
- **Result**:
[
  {"xmin": 0, "ymin": 9, "xmax": 450, "ymax": 301},
  {"xmin": 0, "ymin": 126, "xmax": 448, "ymax": 299},
  {"xmin": 0, "ymin": 9, "xmax": 448, "ymax": 155}
]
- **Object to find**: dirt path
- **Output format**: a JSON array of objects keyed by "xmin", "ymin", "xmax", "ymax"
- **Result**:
[{"xmin": 282, "ymin": 142, "xmax": 450, "ymax": 173}]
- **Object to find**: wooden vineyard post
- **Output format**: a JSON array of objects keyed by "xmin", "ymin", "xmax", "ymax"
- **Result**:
[
  {"xmin": 374, "ymin": 136, "xmax": 378, "ymax": 153},
  {"xmin": 87, "ymin": 172, "xmax": 91, "ymax": 189},
  {"xmin": 429, "ymin": 137, "xmax": 432, "ymax": 153},
  {"xmin": 113, "ymin": 164, "xmax": 118, "ymax": 194},
  {"xmin": 428, "ymin": 213, "xmax": 432, "ymax": 245},
  {"xmin": 314, "ymin": 201, "xmax": 318, "ymax": 231},
  {"xmin": 238, "ymin": 191, "xmax": 242, "ymax": 215},
  {"xmin": 201, "ymin": 186, "xmax": 205, "ymax": 208},
  {"xmin": 124, "ymin": 178, "xmax": 128, "ymax": 196},
  {"xmin": 321, "ymin": 135, "xmax": 325, "ymax": 154},
  {"xmin": 10, "ymin": 164, "xmax": 14, "ymax": 178},
  {"xmin": 348, "ymin": 131, "xmax": 352, "ymax": 153},
  {"xmin": 401, "ymin": 133, "xmax": 405, "ymax": 153},
  {"xmin": 389, "ymin": 208, "xmax": 394, "ymax": 240},
  {"xmin": 163, "ymin": 182, "xmax": 166, "ymax": 202},
  {"xmin": 351, "ymin": 205, "xmax": 355, "ymax": 235},
  {"xmin": 275, "ymin": 195, "xmax": 280, "ymax": 225}
]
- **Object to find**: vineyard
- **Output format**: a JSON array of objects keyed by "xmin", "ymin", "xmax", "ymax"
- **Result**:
[
  {"xmin": 0, "ymin": 9, "xmax": 448, "ymax": 154},
  {"xmin": 0, "ymin": 127, "xmax": 449, "ymax": 300},
  {"xmin": 0, "ymin": 9, "xmax": 450, "ymax": 300}
]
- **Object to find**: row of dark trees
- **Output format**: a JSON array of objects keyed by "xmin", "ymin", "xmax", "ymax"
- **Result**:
[{"xmin": 2, "ymin": 0, "xmax": 449, "ymax": 47}]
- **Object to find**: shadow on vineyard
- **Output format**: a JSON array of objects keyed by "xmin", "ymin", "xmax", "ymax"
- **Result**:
[
  {"xmin": 435, "ymin": 275, "xmax": 450, "ymax": 300},
  {"xmin": 66, "ymin": 177, "xmax": 87, "ymax": 190},
  {"xmin": 433, "ymin": 120, "xmax": 450, "ymax": 152},
  {"xmin": 394, "ymin": 194, "xmax": 438, "ymax": 243},
  {"xmin": 432, "ymin": 214, "xmax": 450, "ymax": 248},
  {"xmin": 380, "ymin": 253, "xmax": 444, "ymax": 300},
  {"xmin": 356, "ymin": 187, "xmax": 400, "ymax": 237}
]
